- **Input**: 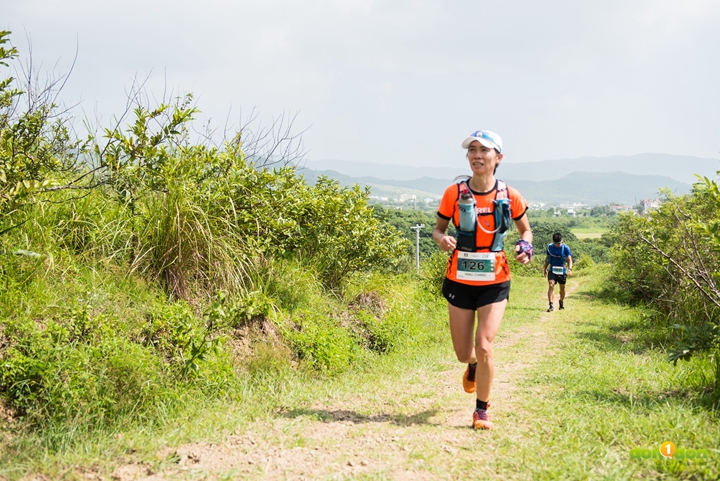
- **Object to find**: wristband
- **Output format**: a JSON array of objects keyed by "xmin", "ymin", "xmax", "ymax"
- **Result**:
[{"xmin": 515, "ymin": 239, "xmax": 534, "ymax": 261}]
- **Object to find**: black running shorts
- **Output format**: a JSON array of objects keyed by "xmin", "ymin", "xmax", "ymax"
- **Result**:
[
  {"xmin": 548, "ymin": 272, "xmax": 567, "ymax": 285},
  {"xmin": 442, "ymin": 278, "xmax": 511, "ymax": 310}
]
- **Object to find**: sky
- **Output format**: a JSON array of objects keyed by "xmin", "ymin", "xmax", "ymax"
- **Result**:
[{"xmin": 2, "ymin": 0, "xmax": 720, "ymax": 169}]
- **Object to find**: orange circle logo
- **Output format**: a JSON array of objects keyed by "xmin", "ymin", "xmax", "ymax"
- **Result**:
[{"xmin": 660, "ymin": 442, "xmax": 676, "ymax": 458}]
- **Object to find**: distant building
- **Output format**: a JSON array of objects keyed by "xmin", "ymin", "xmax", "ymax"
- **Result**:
[
  {"xmin": 610, "ymin": 205, "xmax": 632, "ymax": 213},
  {"xmin": 567, "ymin": 208, "xmax": 576, "ymax": 217},
  {"xmin": 640, "ymin": 199, "xmax": 661, "ymax": 212}
]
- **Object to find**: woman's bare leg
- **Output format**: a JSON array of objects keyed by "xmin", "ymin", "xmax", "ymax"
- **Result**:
[
  {"xmin": 448, "ymin": 304, "xmax": 476, "ymax": 364},
  {"xmin": 474, "ymin": 300, "xmax": 507, "ymax": 402}
]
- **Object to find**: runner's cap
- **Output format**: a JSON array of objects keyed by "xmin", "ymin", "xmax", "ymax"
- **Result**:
[{"xmin": 461, "ymin": 130, "xmax": 503, "ymax": 153}]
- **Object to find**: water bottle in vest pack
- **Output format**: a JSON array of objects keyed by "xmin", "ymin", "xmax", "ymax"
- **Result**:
[
  {"xmin": 490, "ymin": 198, "xmax": 512, "ymax": 252},
  {"xmin": 456, "ymin": 186, "xmax": 477, "ymax": 252}
]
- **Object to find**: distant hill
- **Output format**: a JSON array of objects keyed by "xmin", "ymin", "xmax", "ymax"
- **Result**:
[
  {"xmin": 302, "ymin": 153, "xmax": 720, "ymax": 185},
  {"xmin": 298, "ymin": 169, "xmax": 441, "ymax": 200},
  {"xmin": 506, "ymin": 172, "xmax": 690, "ymax": 205},
  {"xmin": 498, "ymin": 154, "xmax": 720, "ymax": 185},
  {"xmin": 299, "ymin": 168, "xmax": 690, "ymax": 206},
  {"xmin": 301, "ymin": 159, "xmax": 463, "ymax": 182}
]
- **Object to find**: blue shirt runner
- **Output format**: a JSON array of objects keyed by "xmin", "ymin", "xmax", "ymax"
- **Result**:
[{"xmin": 546, "ymin": 243, "xmax": 572, "ymax": 275}]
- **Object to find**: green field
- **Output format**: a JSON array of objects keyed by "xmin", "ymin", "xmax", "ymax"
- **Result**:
[{"xmin": 572, "ymin": 227, "xmax": 609, "ymax": 239}]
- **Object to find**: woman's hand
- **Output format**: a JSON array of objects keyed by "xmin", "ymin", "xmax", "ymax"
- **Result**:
[
  {"xmin": 438, "ymin": 235, "xmax": 457, "ymax": 252},
  {"xmin": 433, "ymin": 218, "xmax": 455, "ymax": 252},
  {"xmin": 513, "ymin": 216, "xmax": 533, "ymax": 265},
  {"xmin": 514, "ymin": 239, "xmax": 534, "ymax": 265},
  {"xmin": 514, "ymin": 246, "xmax": 532, "ymax": 264}
]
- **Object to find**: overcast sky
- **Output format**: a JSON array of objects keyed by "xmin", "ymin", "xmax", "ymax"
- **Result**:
[{"xmin": 2, "ymin": 0, "xmax": 720, "ymax": 169}]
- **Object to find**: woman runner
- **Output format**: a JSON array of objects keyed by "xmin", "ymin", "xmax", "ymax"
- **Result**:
[{"xmin": 432, "ymin": 130, "xmax": 533, "ymax": 429}]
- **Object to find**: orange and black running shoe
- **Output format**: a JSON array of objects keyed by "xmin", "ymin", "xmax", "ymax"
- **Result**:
[
  {"xmin": 472, "ymin": 408, "xmax": 493, "ymax": 430},
  {"xmin": 463, "ymin": 364, "xmax": 476, "ymax": 393}
]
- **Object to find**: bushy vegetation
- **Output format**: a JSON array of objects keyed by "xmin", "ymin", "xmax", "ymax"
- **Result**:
[
  {"xmin": 0, "ymin": 30, "xmax": 429, "ymax": 452},
  {"xmin": 610, "ymin": 180, "xmax": 720, "ymax": 396}
]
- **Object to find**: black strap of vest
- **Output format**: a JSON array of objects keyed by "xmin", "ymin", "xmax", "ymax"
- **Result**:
[
  {"xmin": 455, "ymin": 179, "xmax": 509, "ymax": 252},
  {"xmin": 547, "ymin": 243, "xmax": 566, "ymax": 263}
]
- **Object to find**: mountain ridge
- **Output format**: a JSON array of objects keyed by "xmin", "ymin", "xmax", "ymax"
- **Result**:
[
  {"xmin": 302, "ymin": 153, "xmax": 719, "ymax": 185},
  {"xmin": 299, "ymin": 168, "xmax": 690, "ymax": 206}
]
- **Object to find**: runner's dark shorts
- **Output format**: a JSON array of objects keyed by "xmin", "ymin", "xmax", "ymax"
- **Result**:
[
  {"xmin": 548, "ymin": 272, "xmax": 567, "ymax": 285},
  {"xmin": 442, "ymin": 278, "xmax": 511, "ymax": 310}
]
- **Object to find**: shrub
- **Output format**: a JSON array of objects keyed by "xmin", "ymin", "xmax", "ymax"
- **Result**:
[
  {"xmin": 0, "ymin": 289, "xmax": 241, "ymax": 429},
  {"xmin": 420, "ymin": 250, "xmax": 450, "ymax": 295},
  {"xmin": 292, "ymin": 177, "xmax": 410, "ymax": 288},
  {"xmin": 609, "ymin": 180, "xmax": 720, "ymax": 394},
  {"xmin": 0, "ymin": 312, "xmax": 169, "ymax": 426},
  {"xmin": 0, "ymin": 30, "xmax": 434, "ymax": 440},
  {"xmin": 280, "ymin": 310, "xmax": 361, "ymax": 373},
  {"xmin": 0, "ymin": 31, "xmax": 83, "ymax": 227}
]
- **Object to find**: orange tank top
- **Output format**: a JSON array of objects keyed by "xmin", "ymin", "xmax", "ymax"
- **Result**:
[{"xmin": 437, "ymin": 179, "xmax": 528, "ymax": 286}]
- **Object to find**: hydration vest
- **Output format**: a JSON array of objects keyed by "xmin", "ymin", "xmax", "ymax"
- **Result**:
[
  {"xmin": 455, "ymin": 179, "xmax": 512, "ymax": 253},
  {"xmin": 547, "ymin": 243, "xmax": 567, "ymax": 264}
]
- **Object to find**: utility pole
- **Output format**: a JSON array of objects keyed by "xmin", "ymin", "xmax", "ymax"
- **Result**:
[{"xmin": 410, "ymin": 224, "xmax": 425, "ymax": 270}]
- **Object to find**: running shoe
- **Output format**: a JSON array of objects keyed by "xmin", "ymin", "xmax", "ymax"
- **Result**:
[
  {"xmin": 559, "ymin": 301, "xmax": 565, "ymax": 310},
  {"xmin": 463, "ymin": 364, "xmax": 476, "ymax": 393},
  {"xmin": 547, "ymin": 303, "xmax": 554, "ymax": 312},
  {"xmin": 472, "ymin": 408, "xmax": 493, "ymax": 430}
]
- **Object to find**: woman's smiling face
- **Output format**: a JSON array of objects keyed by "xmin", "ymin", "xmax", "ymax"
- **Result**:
[{"xmin": 467, "ymin": 140, "xmax": 503, "ymax": 175}]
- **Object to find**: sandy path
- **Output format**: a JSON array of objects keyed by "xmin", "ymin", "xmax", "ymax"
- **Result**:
[{"xmin": 106, "ymin": 281, "xmax": 579, "ymax": 480}]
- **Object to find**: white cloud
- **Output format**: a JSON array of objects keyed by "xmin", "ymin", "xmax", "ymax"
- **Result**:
[
  {"xmin": 1, "ymin": 0, "xmax": 719, "ymax": 165},
  {"xmin": 256, "ymin": 27, "xmax": 291, "ymax": 53},
  {"xmin": 363, "ymin": 81, "xmax": 393, "ymax": 111}
]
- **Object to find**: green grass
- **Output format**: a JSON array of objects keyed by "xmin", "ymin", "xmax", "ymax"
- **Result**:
[
  {"xmin": 481, "ymin": 272, "xmax": 720, "ymax": 480},
  {"xmin": 0, "ymin": 258, "xmax": 449, "ymax": 479},
  {"xmin": 2, "ymin": 269, "xmax": 719, "ymax": 480},
  {"xmin": 571, "ymin": 227, "xmax": 609, "ymax": 239},
  {"xmin": 575, "ymin": 232, "xmax": 604, "ymax": 239}
]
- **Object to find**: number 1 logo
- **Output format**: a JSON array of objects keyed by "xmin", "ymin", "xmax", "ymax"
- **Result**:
[{"xmin": 660, "ymin": 441, "xmax": 676, "ymax": 458}]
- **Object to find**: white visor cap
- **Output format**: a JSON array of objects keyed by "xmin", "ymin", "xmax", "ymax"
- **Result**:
[{"xmin": 461, "ymin": 130, "xmax": 503, "ymax": 153}]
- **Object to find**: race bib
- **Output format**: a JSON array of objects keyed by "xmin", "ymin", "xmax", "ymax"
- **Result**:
[
  {"xmin": 551, "ymin": 266, "xmax": 565, "ymax": 275},
  {"xmin": 456, "ymin": 252, "xmax": 496, "ymax": 281}
]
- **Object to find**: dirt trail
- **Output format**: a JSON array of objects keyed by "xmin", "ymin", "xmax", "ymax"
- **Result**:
[{"xmin": 108, "ymin": 281, "xmax": 580, "ymax": 480}]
